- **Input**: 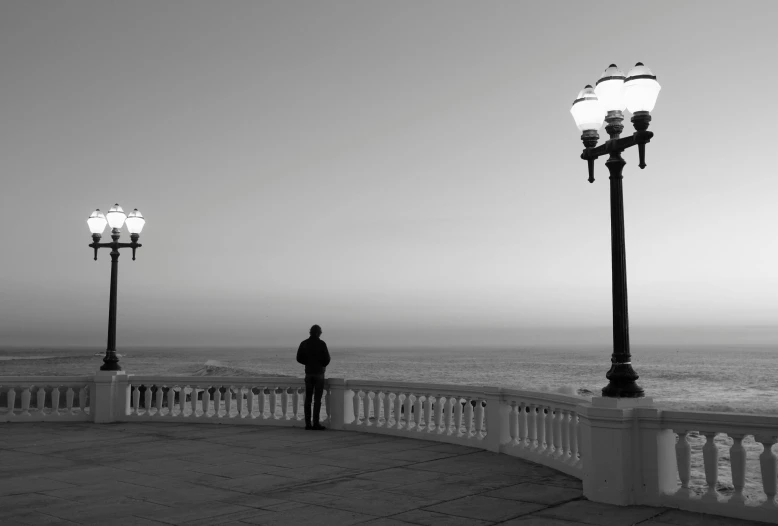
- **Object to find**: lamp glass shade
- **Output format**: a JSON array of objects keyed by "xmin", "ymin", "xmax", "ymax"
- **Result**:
[
  {"xmin": 125, "ymin": 209, "xmax": 146, "ymax": 234},
  {"xmin": 106, "ymin": 204, "xmax": 127, "ymax": 229},
  {"xmin": 570, "ymin": 85, "xmax": 605, "ymax": 131},
  {"xmin": 87, "ymin": 210, "xmax": 107, "ymax": 234},
  {"xmin": 625, "ymin": 62, "xmax": 661, "ymax": 113},
  {"xmin": 594, "ymin": 64, "xmax": 626, "ymax": 112}
]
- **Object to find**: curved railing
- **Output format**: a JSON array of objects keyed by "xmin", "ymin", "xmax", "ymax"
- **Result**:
[
  {"xmin": 659, "ymin": 409, "xmax": 778, "ymax": 520},
  {"xmin": 1, "ymin": 373, "xmax": 777, "ymax": 524},
  {"xmin": 0, "ymin": 376, "xmax": 93, "ymax": 421},
  {"xmin": 125, "ymin": 376, "xmax": 329, "ymax": 425}
]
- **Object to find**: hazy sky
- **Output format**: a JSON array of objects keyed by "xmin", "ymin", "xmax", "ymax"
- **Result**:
[{"xmin": 2, "ymin": 1, "xmax": 777, "ymax": 348}]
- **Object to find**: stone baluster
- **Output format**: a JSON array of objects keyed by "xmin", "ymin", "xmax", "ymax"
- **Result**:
[
  {"xmin": 165, "ymin": 387, "xmax": 174, "ymax": 416},
  {"xmin": 517, "ymin": 402, "xmax": 527, "ymax": 447},
  {"xmin": 403, "ymin": 393, "xmax": 413, "ymax": 430},
  {"xmin": 202, "ymin": 388, "xmax": 211, "ymax": 418},
  {"xmin": 184, "ymin": 386, "xmax": 193, "ymax": 417},
  {"xmin": 144, "ymin": 386, "xmax": 153, "ymax": 416},
  {"xmin": 268, "ymin": 388, "xmax": 277, "ymax": 419},
  {"xmin": 463, "ymin": 398, "xmax": 474, "ymax": 438},
  {"xmin": 20, "ymin": 387, "xmax": 31, "ymax": 416},
  {"xmin": 51, "ymin": 387, "xmax": 60, "ymax": 416},
  {"xmin": 756, "ymin": 435, "xmax": 777, "ymax": 508},
  {"xmin": 131, "ymin": 386, "xmax": 140, "ymax": 415},
  {"xmin": 475, "ymin": 399, "xmax": 485, "ymax": 438},
  {"xmin": 352, "ymin": 390, "xmax": 361, "ymax": 425},
  {"xmin": 278, "ymin": 388, "xmax": 287, "ymax": 420},
  {"xmin": 675, "ymin": 430, "xmax": 692, "ymax": 496},
  {"xmin": 155, "ymin": 386, "xmax": 164, "ymax": 415},
  {"xmin": 527, "ymin": 404, "xmax": 538, "ymax": 450},
  {"xmin": 65, "ymin": 387, "xmax": 74, "ymax": 413},
  {"xmin": 235, "ymin": 386, "xmax": 244, "ymax": 418},
  {"xmin": 390, "ymin": 393, "xmax": 400, "ymax": 429},
  {"xmin": 453, "ymin": 397, "xmax": 464, "ymax": 436},
  {"xmin": 322, "ymin": 388, "xmax": 329, "ymax": 424},
  {"xmin": 702, "ymin": 432, "xmax": 719, "ymax": 502},
  {"xmin": 223, "ymin": 386, "xmax": 232, "ymax": 418},
  {"xmin": 434, "ymin": 395, "xmax": 444, "ymax": 434},
  {"xmin": 444, "ymin": 396, "xmax": 455, "ymax": 435},
  {"xmin": 545, "ymin": 408, "xmax": 556, "ymax": 456},
  {"xmin": 258, "ymin": 388, "xmax": 267, "ymax": 419},
  {"xmin": 536, "ymin": 406, "xmax": 547, "ymax": 452},
  {"xmin": 368, "ymin": 391, "xmax": 377, "ymax": 426},
  {"xmin": 36, "ymin": 386, "xmax": 46, "ymax": 414},
  {"xmin": 419, "ymin": 395, "xmax": 430, "ymax": 433},
  {"xmin": 570, "ymin": 412, "xmax": 580, "ymax": 464},
  {"xmin": 383, "ymin": 391, "xmax": 392, "ymax": 427},
  {"xmin": 509, "ymin": 401, "xmax": 519, "ymax": 445},
  {"xmin": 80, "ymin": 386, "xmax": 89, "ymax": 414},
  {"xmin": 292, "ymin": 387, "xmax": 300, "ymax": 421},
  {"xmin": 6, "ymin": 387, "xmax": 16, "ymax": 415},
  {"xmin": 213, "ymin": 387, "xmax": 222, "ymax": 418},
  {"xmin": 412, "ymin": 395, "xmax": 422, "ymax": 432},
  {"xmin": 560, "ymin": 410, "xmax": 570, "ymax": 460},
  {"xmin": 247, "ymin": 387, "xmax": 256, "ymax": 418},
  {"xmin": 554, "ymin": 408, "xmax": 565, "ymax": 458},
  {"xmin": 729, "ymin": 434, "xmax": 747, "ymax": 504}
]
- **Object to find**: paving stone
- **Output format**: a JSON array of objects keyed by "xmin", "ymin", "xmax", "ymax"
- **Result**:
[
  {"xmin": 327, "ymin": 489, "xmax": 445, "ymax": 516},
  {"xmin": 424, "ymin": 495, "xmax": 546, "ymax": 522},
  {"xmin": 482, "ymin": 482, "xmax": 583, "ymax": 505},
  {"xmin": 499, "ymin": 517, "xmax": 590, "ymax": 526},
  {"xmin": 238, "ymin": 504, "xmax": 376, "ymax": 525},
  {"xmin": 0, "ymin": 475, "xmax": 77, "ymax": 496},
  {"xmin": 534, "ymin": 500, "xmax": 665, "ymax": 526},
  {"xmin": 650, "ymin": 509, "xmax": 773, "ymax": 526},
  {"xmin": 355, "ymin": 466, "xmax": 441, "ymax": 485},
  {"xmin": 391, "ymin": 508, "xmax": 495, "ymax": 525}
]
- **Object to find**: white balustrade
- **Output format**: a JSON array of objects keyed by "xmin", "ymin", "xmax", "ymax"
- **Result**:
[
  {"xmin": 123, "ymin": 377, "xmax": 314, "ymax": 427},
  {"xmin": 0, "ymin": 377, "xmax": 93, "ymax": 421},
  {"xmin": 5, "ymin": 372, "xmax": 778, "ymax": 525},
  {"xmin": 661, "ymin": 410, "xmax": 778, "ymax": 522}
]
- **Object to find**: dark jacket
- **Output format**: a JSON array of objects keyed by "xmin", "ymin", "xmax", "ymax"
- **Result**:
[{"xmin": 296, "ymin": 337, "xmax": 331, "ymax": 375}]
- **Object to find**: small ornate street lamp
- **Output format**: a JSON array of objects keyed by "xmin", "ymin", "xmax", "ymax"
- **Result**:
[
  {"xmin": 570, "ymin": 63, "xmax": 661, "ymax": 398},
  {"xmin": 87, "ymin": 204, "xmax": 146, "ymax": 371}
]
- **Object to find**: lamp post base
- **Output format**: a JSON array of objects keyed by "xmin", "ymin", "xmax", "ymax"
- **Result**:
[
  {"xmin": 602, "ymin": 362, "xmax": 644, "ymax": 398},
  {"xmin": 100, "ymin": 350, "xmax": 122, "ymax": 371}
]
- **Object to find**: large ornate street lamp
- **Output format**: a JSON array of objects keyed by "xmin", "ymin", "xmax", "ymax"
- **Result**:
[
  {"xmin": 87, "ymin": 204, "xmax": 146, "ymax": 371},
  {"xmin": 570, "ymin": 63, "xmax": 661, "ymax": 398}
]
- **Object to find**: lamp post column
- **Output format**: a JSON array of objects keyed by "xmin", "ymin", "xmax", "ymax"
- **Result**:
[
  {"xmin": 102, "ymin": 229, "xmax": 122, "ymax": 371},
  {"xmin": 603, "ymin": 149, "xmax": 641, "ymax": 397}
]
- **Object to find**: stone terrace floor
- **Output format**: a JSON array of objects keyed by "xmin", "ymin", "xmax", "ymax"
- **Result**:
[{"xmin": 0, "ymin": 423, "xmax": 771, "ymax": 525}]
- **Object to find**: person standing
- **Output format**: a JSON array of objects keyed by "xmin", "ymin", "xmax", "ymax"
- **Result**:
[{"xmin": 296, "ymin": 324, "xmax": 330, "ymax": 430}]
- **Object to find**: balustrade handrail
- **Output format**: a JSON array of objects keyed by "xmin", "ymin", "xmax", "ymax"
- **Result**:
[
  {"xmin": 127, "ymin": 375, "xmax": 303, "ymax": 385},
  {"xmin": 501, "ymin": 388, "xmax": 585, "ymax": 410},
  {"xmin": 342, "ymin": 379, "xmax": 497, "ymax": 397},
  {"xmin": 658, "ymin": 409, "xmax": 778, "ymax": 436},
  {"xmin": 0, "ymin": 376, "xmax": 94, "ymax": 384}
]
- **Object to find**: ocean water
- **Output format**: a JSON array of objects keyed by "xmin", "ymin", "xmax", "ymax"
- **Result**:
[{"xmin": 2, "ymin": 344, "xmax": 777, "ymax": 501}]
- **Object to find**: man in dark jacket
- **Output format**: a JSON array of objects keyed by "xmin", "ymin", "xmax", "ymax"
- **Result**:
[{"xmin": 296, "ymin": 324, "xmax": 330, "ymax": 430}]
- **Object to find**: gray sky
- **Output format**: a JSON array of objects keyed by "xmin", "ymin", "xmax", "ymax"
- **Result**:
[{"xmin": 2, "ymin": 1, "xmax": 777, "ymax": 348}]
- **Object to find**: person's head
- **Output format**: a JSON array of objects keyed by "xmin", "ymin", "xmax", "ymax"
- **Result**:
[{"xmin": 309, "ymin": 324, "xmax": 322, "ymax": 339}]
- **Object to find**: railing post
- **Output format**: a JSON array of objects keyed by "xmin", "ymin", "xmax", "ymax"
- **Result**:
[
  {"xmin": 482, "ymin": 386, "xmax": 504, "ymax": 452},
  {"xmin": 578, "ymin": 397, "xmax": 662, "ymax": 506},
  {"xmin": 93, "ymin": 370, "xmax": 128, "ymax": 423},
  {"xmin": 326, "ymin": 378, "xmax": 347, "ymax": 430}
]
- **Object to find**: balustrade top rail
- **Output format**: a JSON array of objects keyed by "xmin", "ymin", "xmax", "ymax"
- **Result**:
[
  {"xmin": 127, "ymin": 376, "xmax": 303, "ymax": 385},
  {"xmin": 0, "ymin": 376, "xmax": 94, "ymax": 384},
  {"xmin": 658, "ymin": 409, "xmax": 778, "ymax": 436}
]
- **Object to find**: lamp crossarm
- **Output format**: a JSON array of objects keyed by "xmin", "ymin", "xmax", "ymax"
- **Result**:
[
  {"xmin": 580, "ymin": 129, "xmax": 654, "ymax": 182},
  {"xmin": 88, "ymin": 240, "xmax": 142, "ymax": 261},
  {"xmin": 580, "ymin": 130, "xmax": 653, "ymax": 161}
]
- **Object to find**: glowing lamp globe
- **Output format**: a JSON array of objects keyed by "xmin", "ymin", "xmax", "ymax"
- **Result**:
[
  {"xmin": 570, "ymin": 85, "xmax": 605, "ymax": 132},
  {"xmin": 594, "ymin": 64, "xmax": 626, "ymax": 113},
  {"xmin": 125, "ymin": 209, "xmax": 146, "ymax": 234},
  {"xmin": 87, "ymin": 210, "xmax": 108, "ymax": 235},
  {"xmin": 106, "ymin": 204, "xmax": 127, "ymax": 230},
  {"xmin": 624, "ymin": 62, "xmax": 661, "ymax": 113}
]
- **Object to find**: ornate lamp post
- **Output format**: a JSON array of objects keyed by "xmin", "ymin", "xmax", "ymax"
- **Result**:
[
  {"xmin": 87, "ymin": 204, "xmax": 146, "ymax": 371},
  {"xmin": 570, "ymin": 63, "xmax": 661, "ymax": 398}
]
